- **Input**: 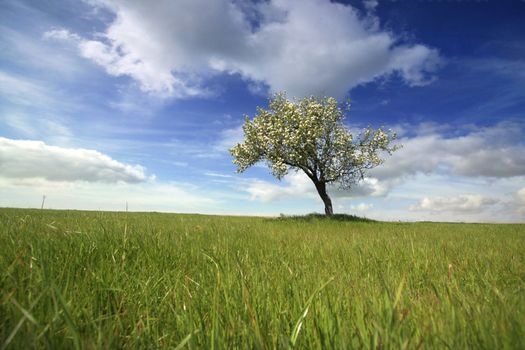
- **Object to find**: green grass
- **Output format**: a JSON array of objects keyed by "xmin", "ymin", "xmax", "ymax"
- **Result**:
[{"xmin": 1, "ymin": 208, "xmax": 524, "ymax": 349}]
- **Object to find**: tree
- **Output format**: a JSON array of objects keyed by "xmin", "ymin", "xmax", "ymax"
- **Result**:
[{"xmin": 230, "ymin": 92, "xmax": 399, "ymax": 216}]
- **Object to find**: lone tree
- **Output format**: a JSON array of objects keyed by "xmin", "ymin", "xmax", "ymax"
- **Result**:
[{"xmin": 230, "ymin": 93, "xmax": 399, "ymax": 216}]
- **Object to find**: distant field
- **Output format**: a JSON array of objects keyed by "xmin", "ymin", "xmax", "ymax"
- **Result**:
[{"xmin": 1, "ymin": 208, "xmax": 524, "ymax": 349}]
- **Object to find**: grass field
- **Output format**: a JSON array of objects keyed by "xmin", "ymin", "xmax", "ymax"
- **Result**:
[{"xmin": 1, "ymin": 208, "xmax": 524, "ymax": 349}]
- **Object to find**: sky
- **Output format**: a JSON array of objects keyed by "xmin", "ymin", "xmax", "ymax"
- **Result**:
[{"xmin": 0, "ymin": 0, "xmax": 524, "ymax": 222}]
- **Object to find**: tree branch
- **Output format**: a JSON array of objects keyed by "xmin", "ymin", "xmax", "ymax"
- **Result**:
[{"xmin": 283, "ymin": 160, "xmax": 316, "ymax": 181}]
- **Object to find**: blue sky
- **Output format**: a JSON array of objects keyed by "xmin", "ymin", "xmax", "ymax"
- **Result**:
[{"xmin": 1, "ymin": 0, "xmax": 524, "ymax": 222}]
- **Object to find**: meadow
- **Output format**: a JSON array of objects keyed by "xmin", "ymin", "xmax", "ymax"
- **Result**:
[{"xmin": 1, "ymin": 208, "xmax": 524, "ymax": 349}]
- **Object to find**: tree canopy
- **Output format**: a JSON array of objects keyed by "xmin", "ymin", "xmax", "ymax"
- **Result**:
[{"xmin": 230, "ymin": 92, "xmax": 399, "ymax": 215}]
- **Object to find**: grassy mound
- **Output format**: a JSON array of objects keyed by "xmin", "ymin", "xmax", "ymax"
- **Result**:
[{"xmin": 276, "ymin": 212, "xmax": 375, "ymax": 222}]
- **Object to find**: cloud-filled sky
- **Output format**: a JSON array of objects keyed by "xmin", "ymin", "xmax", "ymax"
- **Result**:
[{"xmin": 1, "ymin": 0, "xmax": 524, "ymax": 222}]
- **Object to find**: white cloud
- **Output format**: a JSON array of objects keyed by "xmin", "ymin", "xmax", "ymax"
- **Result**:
[
  {"xmin": 214, "ymin": 125, "xmax": 244, "ymax": 153},
  {"xmin": 371, "ymin": 122, "xmax": 525, "ymax": 180},
  {"xmin": 229, "ymin": 0, "xmax": 439, "ymax": 97},
  {"xmin": 0, "ymin": 71, "xmax": 89, "ymax": 146},
  {"xmin": 516, "ymin": 187, "xmax": 525, "ymax": 205},
  {"xmin": 43, "ymin": 28, "xmax": 81, "ymax": 42},
  {"xmin": 204, "ymin": 172, "xmax": 233, "ymax": 178},
  {"xmin": 0, "ymin": 137, "xmax": 147, "ymax": 183},
  {"xmin": 47, "ymin": 0, "xmax": 440, "ymax": 98},
  {"xmin": 363, "ymin": 0, "xmax": 379, "ymax": 12},
  {"xmin": 1, "ymin": 113, "xmax": 39, "ymax": 136},
  {"xmin": 409, "ymin": 194, "xmax": 499, "ymax": 213},
  {"xmin": 511, "ymin": 187, "xmax": 525, "ymax": 218},
  {"xmin": 0, "ymin": 177, "xmax": 216, "ymax": 212},
  {"xmin": 344, "ymin": 177, "xmax": 393, "ymax": 197},
  {"xmin": 78, "ymin": 39, "xmax": 206, "ymax": 98},
  {"xmin": 1, "ymin": 113, "xmax": 73, "ymax": 145},
  {"xmin": 0, "ymin": 71, "xmax": 56, "ymax": 107},
  {"xmin": 388, "ymin": 45, "xmax": 440, "ymax": 86},
  {"xmin": 244, "ymin": 171, "xmax": 314, "ymax": 202},
  {"xmin": 350, "ymin": 202, "xmax": 373, "ymax": 211},
  {"xmin": 244, "ymin": 171, "xmax": 391, "ymax": 202},
  {"xmin": 0, "ymin": 25, "xmax": 82, "ymax": 77}
]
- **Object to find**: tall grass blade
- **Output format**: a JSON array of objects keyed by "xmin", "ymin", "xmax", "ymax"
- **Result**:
[
  {"xmin": 290, "ymin": 276, "xmax": 335, "ymax": 347},
  {"xmin": 52, "ymin": 284, "xmax": 81, "ymax": 350},
  {"xmin": 174, "ymin": 330, "xmax": 199, "ymax": 350}
]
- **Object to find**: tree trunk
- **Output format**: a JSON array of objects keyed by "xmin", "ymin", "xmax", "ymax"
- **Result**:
[{"xmin": 314, "ymin": 181, "xmax": 333, "ymax": 216}]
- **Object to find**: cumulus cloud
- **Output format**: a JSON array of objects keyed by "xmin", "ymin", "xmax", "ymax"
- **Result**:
[
  {"xmin": 510, "ymin": 187, "xmax": 525, "ymax": 218},
  {"xmin": 371, "ymin": 121, "xmax": 525, "ymax": 180},
  {"xmin": 409, "ymin": 194, "xmax": 499, "ymax": 213},
  {"xmin": 244, "ymin": 172, "xmax": 313, "ymax": 202},
  {"xmin": 350, "ymin": 203, "xmax": 373, "ymax": 211},
  {"xmin": 0, "ymin": 137, "xmax": 147, "ymax": 183},
  {"xmin": 516, "ymin": 187, "xmax": 525, "ymax": 205},
  {"xmin": 244, "ymin": 171, "xmax": 390, "ymax": 202},
  {"xmin": 46, "ymin": 0, "xmax": 440, "ymax": 98}
]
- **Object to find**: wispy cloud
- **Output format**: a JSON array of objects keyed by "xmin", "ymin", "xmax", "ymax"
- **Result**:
[
  {"xmin": 0, "ymin": 25, "xmax": 83, "ymax": 77},
  {"xmin": 0, "ymin": 177, "xmax": 217, "ymax": 212},
  {"xmin": 205, "ymin": 172, "xmax": 233, "ymax": 178},
  {"xmin": 0, "ymin": 71, "xmax": 58, "ymax": 107},
  {"xmin": 1, "ymin": 113, "xmax": 72, "ymax": 145},
  {"xmin": 214, "ymin": 125, "xmax": 244, "ymax": 153}
]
